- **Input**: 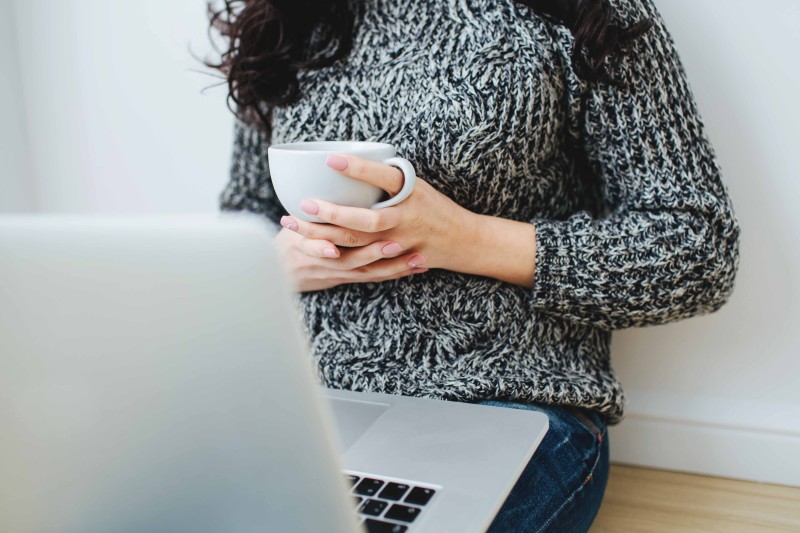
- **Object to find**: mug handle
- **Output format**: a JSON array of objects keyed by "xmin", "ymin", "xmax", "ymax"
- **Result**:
[{"xmin": 371, "ymin": 157, "xmax": 417, "ymax": 209}]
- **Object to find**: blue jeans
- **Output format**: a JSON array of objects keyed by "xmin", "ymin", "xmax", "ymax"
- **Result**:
[{"xmin": 480, "ymin": 401, "xmax": 610, "ymax": 533}]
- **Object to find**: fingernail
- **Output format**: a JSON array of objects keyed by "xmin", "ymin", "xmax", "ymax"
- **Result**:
[
  {"xmin": 300, "ymin": 200, "xmax": 319, "ymax": 215},
  {"xmin": 280, "ymin": 216, "xmax": 299, "ymax": 231},
  {"xmin": 408, "ymin": 255, "xmax": 426, "ymax": 268},
  {"xmin": 323, "ymin": 247, "xmax": 339, "ymax": 258},
  {"xmin": 382, "ymin": 242, "xmax": 403, "ymax": 255},
  {"xmin": 326, "ymin": 154, "xmax": 349, "ymax": 171}
]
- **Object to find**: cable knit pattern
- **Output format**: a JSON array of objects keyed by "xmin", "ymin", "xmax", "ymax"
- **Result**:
[{"xmin": 220, "ymin": 0, "xmax": 740, "ymax": 422}]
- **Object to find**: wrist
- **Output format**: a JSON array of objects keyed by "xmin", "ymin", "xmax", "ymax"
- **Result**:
[
  {"xmin": 439, "ymin": 206, "xmax": 483, "ymax": 272},
  {"xmin": 451, "ymin": 212, "xmax": 537, "ymax": 288}
]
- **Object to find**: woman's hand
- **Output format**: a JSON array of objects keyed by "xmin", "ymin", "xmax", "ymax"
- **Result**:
[
  {"xmin": 273, "ymin": 226, "xmax": 429, "ymax": 293},
  {"xmin": 278, "ymin": 154, "xmax": 538, "ymax": 290},
  {"xmin": 280, "ymin": 154, "xmax": 476, "ymax": 272}
]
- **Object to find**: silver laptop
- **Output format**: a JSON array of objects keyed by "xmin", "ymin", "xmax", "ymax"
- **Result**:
[{"xmin": 0, "ymin": 215, "xmax": 548, "ymax": 533}]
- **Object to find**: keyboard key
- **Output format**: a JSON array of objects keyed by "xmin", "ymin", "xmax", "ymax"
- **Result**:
[
  {"xmin": 384, "ymin": 504, "xmax": 422, "ymax": 523},
  {"xmin": 364, "ymin": 519, "xmax": 408, "ymax": 533},
  {"xmin": 353, "ymin": 496, "xmax": 364, "ymax": 507},
  {"xmin": 360, "ymin": 498, "xmax": 389, "ymax": 517},
  {"xmin": 405, "ymin": 487, "xmax": 436, "ymax": 506},
  {"xmin": 354, "ymin": 478, "xmax": 385, "ymax": 497},
  {"xmin": 378, "ymin": 482, "xmax": 410, "ymax": 501},
  {"xmin": 346, "ymin": 474, "xmax": 361, "ymax": 486}
]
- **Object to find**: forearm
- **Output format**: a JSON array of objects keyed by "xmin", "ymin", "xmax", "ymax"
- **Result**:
[{"xmin": 446, "ymin": 211, "xmax": 537, "ymax": 288}]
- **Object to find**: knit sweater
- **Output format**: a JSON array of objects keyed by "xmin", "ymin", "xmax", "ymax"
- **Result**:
[{"xmin": 220, "ymin": 0, "xmax": 740, "ymax": 422}]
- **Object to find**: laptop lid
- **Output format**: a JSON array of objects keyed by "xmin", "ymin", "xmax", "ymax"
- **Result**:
[{"xmin": 0, "ymin": 215, "xmax": 359, "ymax": 532}]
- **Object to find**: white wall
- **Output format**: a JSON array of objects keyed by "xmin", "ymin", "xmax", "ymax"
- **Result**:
[
  {"xmin": 609, "ymin": 0, "xmax": 800, "ymax": 487},
  {"xmin": 2, "ymin": 0, "xmax": 798, "ymax": 486},
  {"xmin": 10, "ymin": 0, "xmax": 232, "ymax": 213},
  {"xmin": 0, "ymin": 0, "xmax": 33, "ymax": 212}
]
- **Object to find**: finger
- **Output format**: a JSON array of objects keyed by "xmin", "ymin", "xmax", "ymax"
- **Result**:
[
  {"xmin": 333, "ymin": 241, "xmax": 405, "ymax": 270},
  {"xmin": 343, "ymin": 254, "xmax": 422, "ymax": 281},
  {"xmin": 359, "ymin": 264, "xmax": 429, "ymax": 284},
  {"xmin": 300, "ymin": 199, "xmax": 402, "ymax": 233},
  {"xmin": 368, "ymin": 269, "xmax": 419, "ymax": 284},
  {"xmin": 299, "ymin": 237, "xmax": 341, "ymax": 259},
  {"xmin": 326, "ymin": 154, "xmax": 405, "ymax": 196},
  {"xmin": 281, "ymin": 215, "xmax": 373, "ymax": 247}
]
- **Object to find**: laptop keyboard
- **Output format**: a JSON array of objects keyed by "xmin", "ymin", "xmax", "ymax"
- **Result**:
[{"xmin": 344, "ymin": 472, "xmax": 439, "ymax": 532}]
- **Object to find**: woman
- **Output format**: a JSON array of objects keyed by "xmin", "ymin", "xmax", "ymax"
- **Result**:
[{"xmin": 209, "ymin": 0, "xmax": 740, "ymax": 530}]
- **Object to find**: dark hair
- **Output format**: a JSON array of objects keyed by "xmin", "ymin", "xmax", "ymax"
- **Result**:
[{"xmin": 207, "ymin": 0, "xmax": 651, "ymax": 130}]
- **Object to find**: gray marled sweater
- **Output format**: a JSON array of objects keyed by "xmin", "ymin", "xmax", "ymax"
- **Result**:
[{"xmin": 220, "ymin": 0, "xmax": 740, "ymax": 422}]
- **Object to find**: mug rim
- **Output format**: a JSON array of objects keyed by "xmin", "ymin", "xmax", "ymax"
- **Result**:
[{"xmin": 268, "ymin": 141, "xmax": 394, "ymax": 154}]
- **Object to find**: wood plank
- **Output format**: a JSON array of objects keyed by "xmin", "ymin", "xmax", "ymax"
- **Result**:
[{"xmin": 591, "ymin": 465, "xmax": 800, "ymax": 532}]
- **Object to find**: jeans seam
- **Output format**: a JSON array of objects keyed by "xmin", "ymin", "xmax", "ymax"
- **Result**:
[
  {"xmin": 533, "ymin": 425, "xmax": 608, "ymax": 533},
  {"xmin": 566, "ymin": 407, "xmax": 604, "ymax": 442}
]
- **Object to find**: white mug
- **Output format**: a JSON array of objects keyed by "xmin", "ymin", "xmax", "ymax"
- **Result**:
[{"xmin": 268, "ymin": 141, "xmax": 417, "ymax": 223}]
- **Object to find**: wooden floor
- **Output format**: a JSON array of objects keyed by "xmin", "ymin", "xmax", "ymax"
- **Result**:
[{"xmin": 591, "ymin": 465, "xmax": 800, "ymax": 532}]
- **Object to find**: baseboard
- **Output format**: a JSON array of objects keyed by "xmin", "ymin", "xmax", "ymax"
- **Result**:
[{"xmin": 609, "ymin": 408, "xmax": 800, "ymax": 488}]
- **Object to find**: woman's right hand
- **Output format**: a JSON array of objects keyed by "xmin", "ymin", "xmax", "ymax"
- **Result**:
[{"xmin": 273, "ymin": 225, "xmax": 428, "ymax": 293}]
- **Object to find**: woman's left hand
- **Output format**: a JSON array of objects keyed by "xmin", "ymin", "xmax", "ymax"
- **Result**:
[{"xmin": 279, "ymin": 154, "xmax": 477, "ymax": 273}]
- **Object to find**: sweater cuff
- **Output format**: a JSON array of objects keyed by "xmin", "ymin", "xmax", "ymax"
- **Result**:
[
  {"xmin": 533, "ymin": 218, "xmax": 571, "ymax": 310},
  {"xmin": 532, "ymin": 214, "xmax": 599, "ymax": 315}
]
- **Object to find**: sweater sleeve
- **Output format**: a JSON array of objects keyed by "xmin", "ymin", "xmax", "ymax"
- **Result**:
[
  {"xmin": 531, "ymin": 0, "xmax": 740, "ymax": 330},
  {"xmin": 220, "ymin": 120, "xmax": 287, "ymax": 227}
]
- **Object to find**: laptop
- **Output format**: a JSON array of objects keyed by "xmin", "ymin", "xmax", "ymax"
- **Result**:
[{"xmin": 0, "ymin": 215, "xmax": 548, "ymax": 533}]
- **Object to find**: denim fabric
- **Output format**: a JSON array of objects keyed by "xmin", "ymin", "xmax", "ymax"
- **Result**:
[{"xmin": 481, "ymin": 401, "xmax": 610, "ymax": 533}]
